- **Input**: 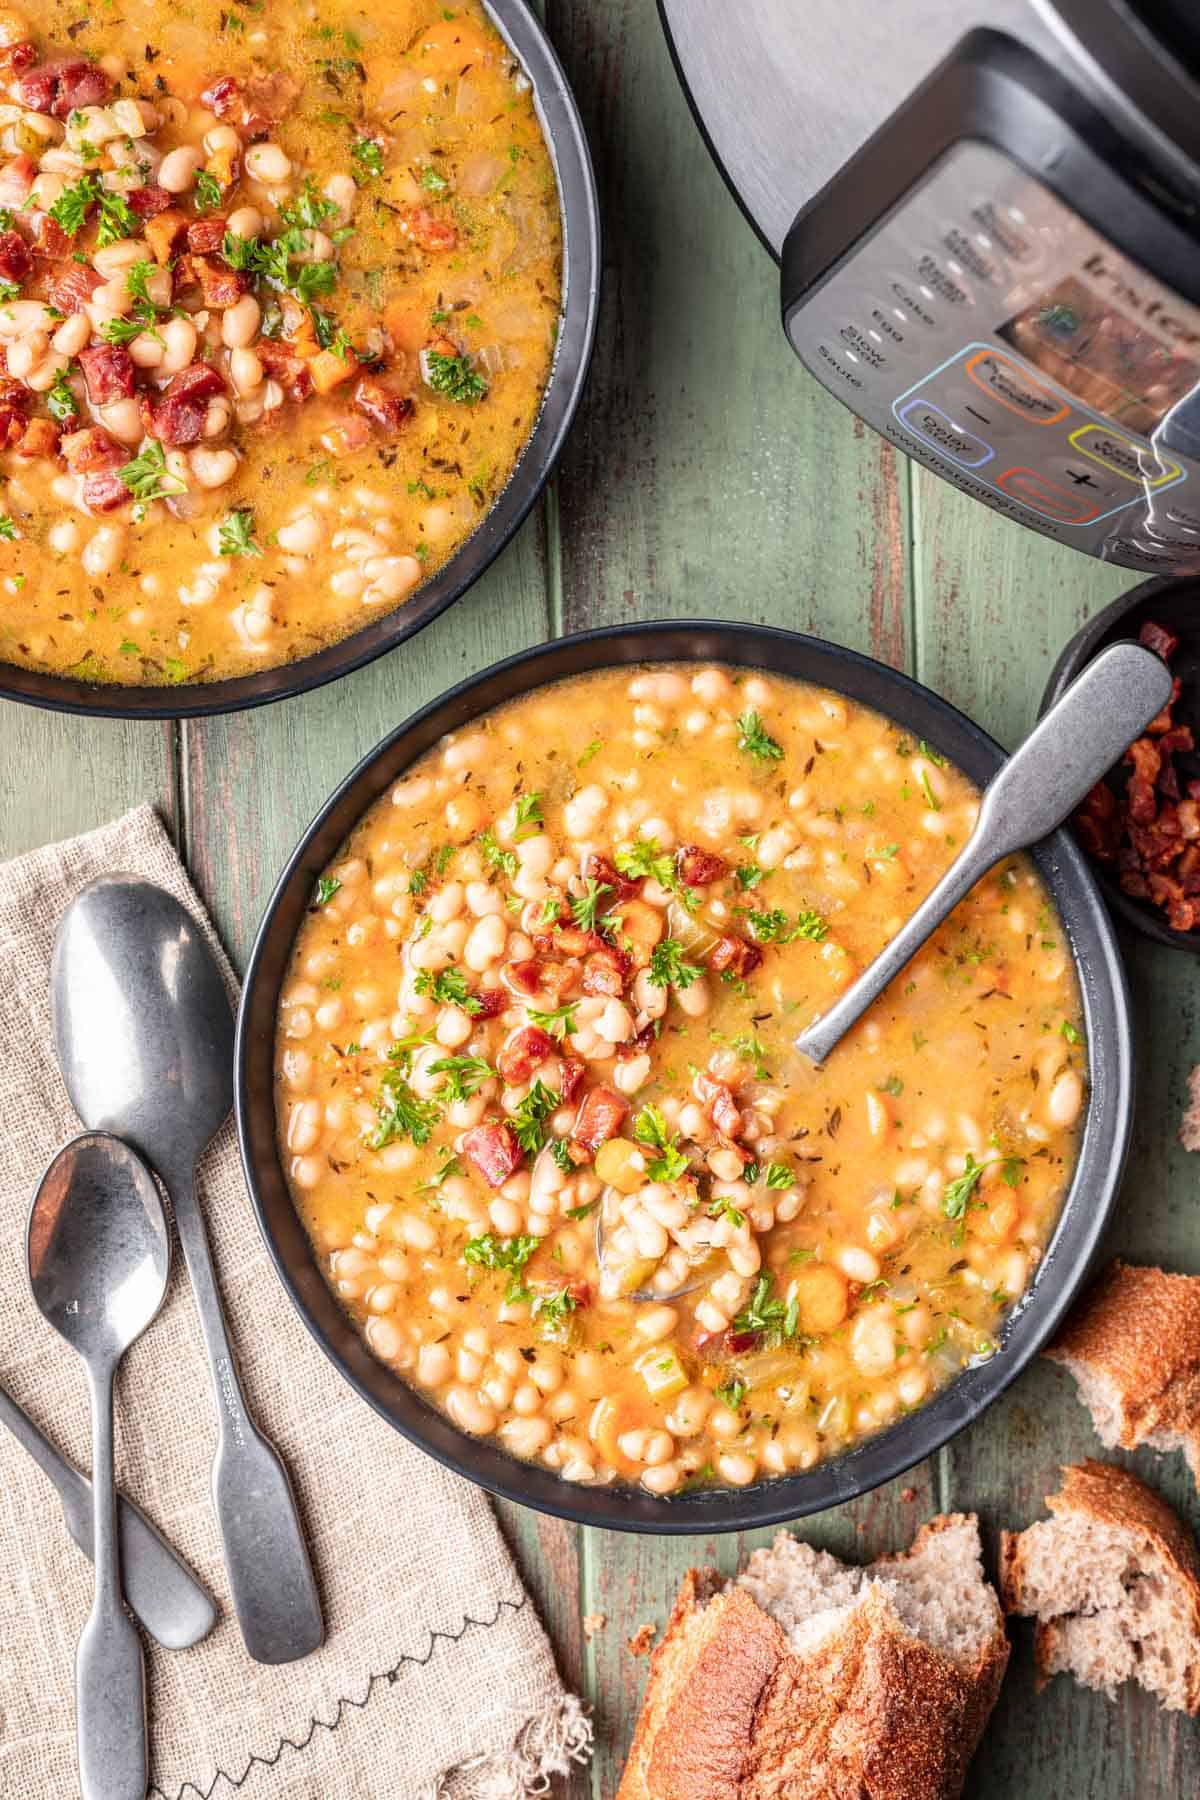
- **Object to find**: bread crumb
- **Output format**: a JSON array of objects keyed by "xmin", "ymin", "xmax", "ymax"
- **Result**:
[
  {"xmin": 583, "ymin": 1611, "xmax": 607, "ymax": 1639},
  {"xmin": 1181, "ymin": 1066, "xmax": 1200, "ymax": 1151},
  {"xmin": 627, "ymin": 1621, "xmax": 656, "ymax": 1656},
  {"xmin": 900, "ymin": 1487, "xmax": 917, "ymax": 1502}
]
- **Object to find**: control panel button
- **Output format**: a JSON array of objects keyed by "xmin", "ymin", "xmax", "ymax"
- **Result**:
[
  {"xmin": 813, "ymin": 340, "xmax": 865, "ymax": 391},
  {"xmin": 966, "ymin": 198, "xmax": 1040, "ymax": 266},
  {"xmin": 912, "ymin": 249, "xmax": 974, "ymax": 309},
  {"xmin": 884, "ymin": 274, "xmax": 938, "ymax": 332},
  {"xmin": 940, "ymin": 223, "xmax": 1002, "ymax": 287},
  {"xmin": 995, "ymin": 466, "xmax": 1103, "ymax": 523},
  {"xmin": 965, "ymin": 350, "xmax": 1068, "ymax": 424},
  {"xmin": 838, "ymin": 322, "xmax": 889, "ymax": 370},
  {"xmin": 897, "ymin": 398, "xmax": 993, "ymax": 467},
  {"xmin": 1068, "ymin": 423, "xmax": 1182, "ymax": 488}
]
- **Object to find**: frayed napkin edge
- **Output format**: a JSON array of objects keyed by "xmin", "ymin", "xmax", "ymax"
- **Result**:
[{"xmin": 420, "ymin": 1693, "xmax": 593, "ymax": 1800}]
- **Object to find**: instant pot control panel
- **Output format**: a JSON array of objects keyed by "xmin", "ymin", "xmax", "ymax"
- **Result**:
[{"xmin": 784, "ymin": 141, "xmax": 1200, "ymax": 573}]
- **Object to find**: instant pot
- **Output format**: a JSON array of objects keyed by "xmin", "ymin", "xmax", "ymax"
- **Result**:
[{"xmin": 660, "ymin": 0, "xmax": 1200, "ymax": 574}]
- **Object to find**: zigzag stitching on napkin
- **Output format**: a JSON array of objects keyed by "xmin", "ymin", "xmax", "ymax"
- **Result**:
[{"xmin": 151, "ymin": 1592, "xmax": 529, "ymax": 1800}]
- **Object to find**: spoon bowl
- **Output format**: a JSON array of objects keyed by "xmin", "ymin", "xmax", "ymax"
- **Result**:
[{"xmin": 28, "ymin": 1134, "xmax": 170, "ymax": 1366}]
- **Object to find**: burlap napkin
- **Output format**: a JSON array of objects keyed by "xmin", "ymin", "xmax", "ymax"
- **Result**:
[{"xmin": 0, "ymin": 805, "xmax": 591, "ymax": 1800}]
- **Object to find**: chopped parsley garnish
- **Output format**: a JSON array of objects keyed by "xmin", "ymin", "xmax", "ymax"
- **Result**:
[
  {"xmin": 942, "ymin": 1152, "xmax": 1024, "ymax": 1220},
  {"xmin": 510, "ymin": 1079, "xmax": 560, "ymax": 1154},
  {"xmin": 0, "ymin": 280, "xmax": 18, "ymax": 304},
  {"xmin": 746, "ymin": 907, "xmax": 829, "ymax": 944},
  {"xmin": 117, "ymin": 439, "xmax": 184, "ymax": 508},
  {"xmin": 280, "ymin": 181, "xmax": 339, "ymax": 232},
  {"xmin": 570, "ymin": 878, "xmax": 612, "ymax": 933},
  {"xmin": 425, "ymin": 349, "xmax": 488, "ymax": 404},
  {"xmin": 551, "ymin": 1139, "xmax": 576, "ymax": 1174},
  {"xmin": 100, "ymin": 308, "xmax": 163, "ymax": 347},
  {"xmin": 613, "ymin": 837, "xmax": 676, "ymax": 891},
  {"xmin": 512, "ymin": 791, "xmax": 544, "ymax": 838},
  {"xmin": 313, "ymin": 874, "xmax": 341, "ymax": 906},
  {"xmin": 428, "ymin": 1055, "xmax": 494, "ymax": 1102},
  {"xmin": 735, "ymin": 862, "xmax": 765, "ymax": 890},
  {"xmin": 218, "ymin": 509, "xmax": 263, "ymax": 558},
  {"xmin": 0, "ymin": 515, "xmax": 16, "ymax": 541},
  {"xmin": 633, "ymin": 1104, "xmax": 689, "ymax": 1183},
  {"xmin": 46, "ymin": 370, "xmax": 79, "ymax": 422},
  {"xmin": 413, "ymin": 966, "xmax": 482, "ymax": 1013},
  {"xmin": 565, "ymin": 1195, "xmax": 598, "ymax": 1219},
  {"xmin": 577, "ymin": 739, "xmax": 602, "ymax": 767},
  {"xmin": 732, "ymin": 1273, "xmax": 799, "ymax": 1345},
  {"xmin": 195, "ymin": 169, "xmax": 223, "ymax": 211},
  {"xmin": 715, "ymin": 1377, "xmax": 747, "ymax": 1410},
  {"xmin": 526, "ymin": 1001, "xmax": 578, "ymax": 1041},
  {"xmin": 531, "ymin": 1287, "xmax": 578, "ymax": 1335},
  {"xmin": 736, "ymin": 709, "xmax": 783, "ymax": 763},
  {"xmin": 1060, "ymin": 1020, "xmax": 1082, "ymax": 1046},
  {"xmin": 919, "ymin": 739, "xmax": 946, "ymax": 767},
  {"xmin": 464, "ymin": 1231, "xmax": 538, "ymax": 1302},
  {"xmin": 479, "ymin": 829, "xmax": 518, "ymax": 879},
  {"xmin": 368, "ymin": 1070, "xmax": 440, "ymax": 1149},
  {"xmin": 648, "ymin": 937, "xmax": 702, "ymax": 991},
  {"xmin": 222, "ymin": 230, "xmax": 259, "ymax": 272},
  {"xmin": 419, "ymin": 164, "xmax": 449, "ymax": 193},
  {"xmin": 48, "ymin": 175, "xmax": 99, "ymax": 237},
  {"xmin": 418, "ymin": 1148, "xmax": 463, "ymax": 1192},
  {"xmin": 351, "ymin": 137, "xmax": 385, "ymax": 179},
  {"xmin": 708, "ymin": 1197, "xmax": 745, "ymax": 1228},
  {"xmin": 764, "ymin": 1163, "xmax": 793, "ymax": 1189},
  {"xmin": 919, "ymin": 770, "xmax": 941, "ymax": 812}
]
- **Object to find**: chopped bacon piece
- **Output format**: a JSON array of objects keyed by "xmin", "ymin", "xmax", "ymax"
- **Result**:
[
  {"xmin": 183, "ymin": 253, "xmax": 247, "ymax": 308},
  {"xmin": 558, "ymin": 1058, "xmax": 586, "ymax": 1104},
  {"xmin": 145, "ymin": 360, "xmax": 226, "ymax": 446},
  {"xmin": 45, "ymin": 262, "xmax": 101, "ymax": 315},
  {"xmin": 1139, "ymin": 618, "xmax": 1180, "ymax": 661},
  {"xmin": 200, "ymin": 75, "xmax": 242, "ymax": 117},
  {"xmin": 1147, "ymin": 676, "xmax": 1183, "ymax": 736},
  {"xmin": 256, "ymin": 339, "xmax": 314, "ymax": 401},
  {"xmin": 506, "ymin": 959, "xmax": 543, "ymax": 997},
  {"xmin": 354, "ymin": 375, "xmax": 414, "ymax": 436},
  {"xmin": 127, "ymin": 185, "xmax": 173, "ymax": 220},
  {"xmin": 707, "ymin": 934, "xmax": 764, "ymax": 979},
  {"xmin": 0, "ymin": 154, "xmax": 35, "ymax": 209},
  {"xmin": 581, "ymin": 946, "xmax": 630, "ymax": 998},
  {"xmin": 1125, "ymin": 736, "xmax": 1162, "ymax": 826},
  {"xmin": 0, "ymin": 400, "xmax": 27, "ymax": 449},
  {"xmin": 186, "ymin": 216, "xmax": 227, "ymax": 254},
  {"xmin": 14, "ymin": 417, "xmax": 61, "ymax": 460},
  {"xmin": 0, "ymin": 230, "xmax": 31, "ymax": 285},
  {"xmin": 462, "ymin": 1122, "xmax": 524, "ymax": 1188},
  {"xmin": 584, "ymin": 850, "xmax": 641, "ymax": 902},
  {"xmin": 19, "ymin": 58, "xmax": 111, "ymax": 118},
  {"xmin": 1159, "ymin": 725, "xmax": 1195, "ymax": 758},
  {"xmin": 30, "ymin": 215, "xmax": 72, "ymax": 260},
  {"xmin": 399, "ymin": 205, "xmax": 458, "ymax": 252},
  {"xmin": 496, "ymin": 1026, "xmax": 557, "ymax": 1085},
  {"xmin": 0, "ymin": 41, "xmax": 36, "ymax": 79},
  {"xmin": 694, "ymin": 1071, "xmax": 743, "ymax": 1140},
  {"xmin": 677, "ymin": 846, "xmax": 727, "ymax": 886},
  {"xmin": 1075, "ymin": 781, "xmax": 1120, "ymax": 862},
  {"xmin": 79, "ymin": 344, "xmax": 135, "ymax": 406},
  {"xmin": 63, "ymin": 426, "xmax": 124, "ymax": 473},
  {"xmin": 82, "ymin": 468, "xmax": 130, "ymax": 513},
  {"xmin": 571, "ymin": 1086, "xmax": 628, "ymax": 1156},
  {"xmin": 537, "ymin": 927, "xmax": 589, "ymax": 957},
  {"xmin": 473, "ymin": 988, "xmax": 508, "ymax": 1020},
  {"xmin": 321, "ymin": 413, "xmax": 373, "ymax": 458},
  {"xmin": 145, "ymin": 208, "xmax": 188, "ymax": 264}
]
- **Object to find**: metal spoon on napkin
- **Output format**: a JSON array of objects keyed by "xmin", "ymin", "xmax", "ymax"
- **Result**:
[
  {"xmin": 795, "ymin": 641, "xmax": 1173, "ymax": 1065},
  {"xmin": 0, "ymin": 1380, "xmax": 215, "ymax": 1649},
  {"xmin": 28, "ymin": 1133, "xmax": 172, "ymax": 1800},
  {"xmin": 52, "ymin": 875, "xmax": 324, "ymax": 1666}
]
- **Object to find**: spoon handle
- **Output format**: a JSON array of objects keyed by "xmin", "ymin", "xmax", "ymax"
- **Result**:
[
  {"xmin": 168, "ymin": 1164, "xmax": 323, "ymax": 1665},
  {"xmin": 0, "ymin": 1384, "xmax": 216, "ymax": 1650},
  {"xmin": 76, "ymin": 1363, "xmax": 147, "ymax": 1800},
  {"xmin": 795, "ymin": 642, "xmax": 1174, "ymax": 1065}
]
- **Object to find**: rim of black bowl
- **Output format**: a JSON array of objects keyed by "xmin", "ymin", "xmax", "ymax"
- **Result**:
[
  {"xmin": 237, "ymin": 621, "xmax": 1135, "ymax": 1533},
  {"xmin": 0, "ymin": 0, "xmax": 600, "ymax": 722},
  {"xmin": 1040, "ymin": 574, "xmax": 1200, "ymax": 955}
]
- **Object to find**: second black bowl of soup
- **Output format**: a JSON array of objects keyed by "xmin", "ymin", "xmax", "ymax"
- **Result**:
[{"xmin": 237, "ymin": 622, "xmax": 1133, "ymax": 1532}]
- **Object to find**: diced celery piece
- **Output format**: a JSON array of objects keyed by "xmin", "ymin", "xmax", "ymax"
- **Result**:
[{"xmin": 638, "ymin": 1345, "xmax": 688, "ymax": 1399}]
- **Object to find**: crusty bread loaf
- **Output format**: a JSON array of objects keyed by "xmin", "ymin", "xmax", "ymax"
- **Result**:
[
  {"xmin": 617, "ymin": 1515, "xmax": 1008, "ymax": 1800},
  {"xmin": 999, "ymin": 1460, "xmax": 1200, "ymax": 1714},
  {"xmin": 1045, "ymin": 1259, "xmax": 1200, "ymax": 1486}
]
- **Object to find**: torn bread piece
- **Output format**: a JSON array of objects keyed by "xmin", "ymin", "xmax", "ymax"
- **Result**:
[
  {"xmin": 1045, "ymin": 1260, "xmax": 1200, "ymax": 1487},
  {"xmin": 618, "ymin": 1515, "xmax": 1008, "ymax": 1800},
  {"xmin": 1000, "ymin": 1460, "xmax": 1200, "ymax": 1714}
]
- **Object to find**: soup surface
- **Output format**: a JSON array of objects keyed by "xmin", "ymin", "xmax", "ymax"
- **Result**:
[
  {"xmin": 276, "ymin": 665, "xmax": 1086, "ymax": 1496},
  {"xmin": 0, "ymin": 0, "xmax": 560, "ymax": 684}
]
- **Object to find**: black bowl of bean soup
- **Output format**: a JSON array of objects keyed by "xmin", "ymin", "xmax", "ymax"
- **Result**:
[
  {"xmin": 0, "ymin": 0, "xmax": 599, "ymax": 715},
  {"xmin": 236, "ymin": 622, "xmax": 1135, "ymax": 1531}
]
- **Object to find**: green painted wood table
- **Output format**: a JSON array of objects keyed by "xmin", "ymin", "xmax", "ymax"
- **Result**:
[{"xmin": 4, "ymin": 5, "xmax": 1198, "ymax": 1796}]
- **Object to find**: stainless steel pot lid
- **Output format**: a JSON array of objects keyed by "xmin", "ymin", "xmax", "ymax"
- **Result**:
[{"xmin": 658, "ymin": 0, "xmax": 1200, "ymax": 257}]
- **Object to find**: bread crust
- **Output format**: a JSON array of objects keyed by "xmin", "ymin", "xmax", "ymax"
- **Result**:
[
  {"xmin": 1000, "ymin": 1459, "xmax": 1200, "ymax": 1714},
  {"xmin": 1045, "ymin": 1260, "xmax": 1200, "ymax": 1481},
  {"xmin": 617, "ymin": 1517, "xmax": 1008, "ymax": 1800}
]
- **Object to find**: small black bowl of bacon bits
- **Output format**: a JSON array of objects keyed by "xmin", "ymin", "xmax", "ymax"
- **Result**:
[{"xmin": 1042, "ymin": 578, "xmax": 1200, "ymax": 950}]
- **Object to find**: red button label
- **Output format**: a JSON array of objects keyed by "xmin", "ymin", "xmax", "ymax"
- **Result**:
[{"xmin": 995, "ymin": 467, "xmax": 1103, "ymax": 523}]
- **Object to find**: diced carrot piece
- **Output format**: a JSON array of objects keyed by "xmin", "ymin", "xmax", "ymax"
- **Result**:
[
  {"xmin": 308, "ymin": 349, "xmax": 357, "ymax": 395},
  {"xmin": 144, "ymin": 207, "xmax": 187, "ymax": 264},
  {"xmin": 383, "ymin": 300, "xmax": 428, "ymax": 354},
  {"xmin": 791, "ymin": 1265, "xmax": 850, "ymax": 1334}
]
